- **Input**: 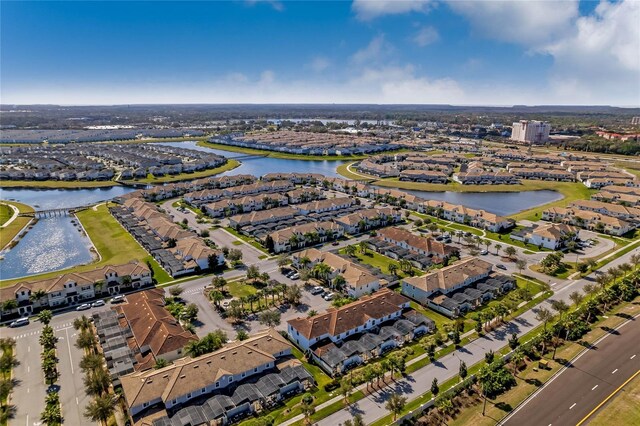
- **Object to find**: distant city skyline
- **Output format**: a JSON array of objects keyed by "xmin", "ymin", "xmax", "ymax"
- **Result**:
[{"xmin": 1, "ymin": 0, "xmax": 639, "ymax": 106}]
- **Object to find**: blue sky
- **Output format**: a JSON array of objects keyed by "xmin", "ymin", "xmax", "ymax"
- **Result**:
[{"xmin": 2, "ymin": 1, "xmax": 639, "ymax": 105}]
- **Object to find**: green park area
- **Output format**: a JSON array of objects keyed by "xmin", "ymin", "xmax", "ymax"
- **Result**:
[
  {"xmin": 0, "ymin": 200, "xmax": 35, "ymax": 250},
  {"xmin": 0, "ymin": 204, "xmax": 170, "ymax": 288},
  {"xmin": 198, "ymin": 140, "xmax": 377, "ymax": 161}
]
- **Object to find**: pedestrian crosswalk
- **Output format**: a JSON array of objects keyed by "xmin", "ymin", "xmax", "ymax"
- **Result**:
[{"xmin": 11, "ymin": 322, "xmax": 74, "ymax": 340}]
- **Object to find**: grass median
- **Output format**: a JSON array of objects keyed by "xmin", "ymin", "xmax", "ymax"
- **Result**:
[{"xmin": 0, "ymin": 200, "xmax": 35, "ymax": 250}]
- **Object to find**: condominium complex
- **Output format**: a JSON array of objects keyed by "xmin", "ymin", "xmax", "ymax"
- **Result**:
[{"xmin": 511, "ymin": 120, "xmax": 551, "ymax": 144}]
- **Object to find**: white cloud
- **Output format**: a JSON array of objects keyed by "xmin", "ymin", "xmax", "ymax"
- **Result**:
[
  {"xmin": 351, "ymin": 34, "xmax": 394, "ymax": 64},
  {"xmin": 308, "ymin": 56, "xmax": 331, "ymax": 72},
  {"xmin": 352, "ymin": 0, "xmax": 434, "ymax": 20},
  {"xmin": 413, "ymin": 25, "xmax": 439, "ymax": 46},
  {"xmin": 540, "ymin": 0, "xmax": 640, "ymax": 104},
  {"xmin": 244, "ymin": 0, "xmax": 284, "ymax": 12},
  {"xmin": 447, "ymin": 0, "xmax": 579, "ymax": 46}
]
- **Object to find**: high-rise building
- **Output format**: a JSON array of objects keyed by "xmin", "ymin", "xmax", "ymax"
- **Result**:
[
  {"xmin": 631, "ymin": 116, "xmax": 640, "ymax": 125},
  {"xmin": 510, "ymin": 120, "xmax": 551, "ymax": 144}
]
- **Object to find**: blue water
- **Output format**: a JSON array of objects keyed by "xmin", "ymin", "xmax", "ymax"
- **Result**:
[
  {"xmin": 158, "ymin": 141, "xmax": 347, "ymax": 177},
  {"xmin": 1, "ymin": 215, "xmax": 95, "ymax": 280},
  {"xmin": 1, "ymin": 186, "xmax": 135, "ymax": 210},
  {"xmin": 397, "ymin": 189, "xmax": 563, "ymax": 216}
]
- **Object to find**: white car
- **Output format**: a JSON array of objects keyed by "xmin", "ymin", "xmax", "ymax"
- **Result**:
[
  {"xmin": 76, "ymin": 304, "xmax": 91, "ymax": 311},
  {"xmin": 10, "ymin": 318, "xmax": 29, "ymax": 328},
  {"xmin": 310, "ymin": 286, "xmax": 324, "ymax": 295},
  {"xmin": 91, "ymin": 300, "xmax": 105, "ymax": 308},
  {"xmin": 110, "ymin": 295, "xmax": 126, "ymax": 304},
  {"xmin": 323, "ymin": 292, "xmax": 335, "ymax": 301}
]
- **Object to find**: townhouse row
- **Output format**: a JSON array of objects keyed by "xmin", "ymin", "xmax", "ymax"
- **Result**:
[
  {"xmin": 401, "ymin": 257, "xmax": 516, "ymax": 318},
  {"xmin": 113, "ymin": 197, "xmax": 224, "ymax": 276},
  {"xmin": 0, "ymin": 262, "xmax": 152, "ymax": 318},
  {"xmin": 287, "ymin": 289, "xmax": 435, "ymax": 375}
]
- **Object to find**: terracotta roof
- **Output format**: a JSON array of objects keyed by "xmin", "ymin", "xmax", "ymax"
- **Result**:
[
  {"xmin": 287, "ymin": 288, "xmax": 409, "ymax": 340},
  {"xmin": 121, "ymin": 329, "xmax": 289, "ymax": 409},
  {"xmin": 116, "ymin": 289, "xmax": 198, "ymax": 360},
  {"xmin": 403, "ymin": 257, "xmax": 493, "ymax": 293}
]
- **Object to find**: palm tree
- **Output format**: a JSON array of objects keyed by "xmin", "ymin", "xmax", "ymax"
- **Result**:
[
  {"xmin": 583, "ymin": 283, "xmax": 596, "ymax": 300},
  {"xmin": 535, "ymin": 307, "xmax": 553, "ymax": 331},
  {"xmin": 83, "ymin": 367, "xmax": 111, "ymax": 396},
  {"xmin": 569, "ymin": 291, "xmax": 584, "ymax": 308},
  {"xmin": 29, "ymin": 289, "xmax": 48, "ymax": 305},
  {"xmin": 80, "ymin": 353, "xmax": 104, "ymax": 373},
  {"xmin": 484, "ymin": 240, "xmax": 492, "ymax": 253},
  {"xmin": 209, "ymin": 290, "xmax": 224, "ymax": 307},
  {"xmin": 631, "ymin": 253, "xmax": 640, "ymax": 271},
  {"xmin": 37, "ymin": 310, "xmax": 53, "ymax": 325},
  {"xmin": 515, "ymin": 259, "xmax": 527, "ymax": 276},
  {"xmin": 154, "ymin": 358, "xmax": 169, "ymax": 369},
  {"xmin": 510, "ymin": 349, "xmax": 525, "ymax": 378},
  {"xmin": 385, "ymin": 392, "xmax": 407, "ymax": 421},
  {"xmin": 340, "ymin": 378, "xmax": 353, "ymax": 405},
  {"xmin": 358, "ymin": 241, "xmax": 368, "ymax": 254},
  {"xmin": 73, "ymin": 315, "xmax": 92, "ymax": 332},
  {"xmin": 312, "ymin": 263, "xmax": 332, "ymax": 284},
  {"xmin": 75, "ymin": 331, "xmax": 97, "ymax": 352},
  {"xmin": 344, "ymin": 245, "xmax": 357, "ymax": 257},
  {"xmin": 388, "ymin": 263, "xmax": 398, "ymax": 276},
  {"xmin": 495, "ymin": 243, "xmax": 502, "ymax": 256},
  {"xmin": 84, "ymin": 394, "xmax": 116, "ymax": 426}
]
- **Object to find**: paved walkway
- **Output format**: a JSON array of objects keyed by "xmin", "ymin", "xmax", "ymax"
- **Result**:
[
  {"xmin": 281, "ymin": 248, "xmax": 639, "ymax": 426},
  {"xmin": 0, "ymin": 202, "xmax": 19, "ymax": 228}
]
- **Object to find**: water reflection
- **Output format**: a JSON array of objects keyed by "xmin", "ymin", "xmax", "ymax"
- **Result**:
[{"xmin": 1, "ymin": 216, "xmax": 95, "ymax": 280}]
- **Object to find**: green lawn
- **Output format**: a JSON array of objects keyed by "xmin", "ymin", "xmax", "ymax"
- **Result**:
[
  {"xmin": 0, "ymin": 203, "xmax": 13, "ymax": 226},
  {"xmin": 335, "ymin": 162, "xmax": 378, "ymax": 181},
  {"xmin": 0, "ymin": 204, "xmax": 170, "ymax": 287},
  {"xmin": 339, "ymin": 248, "xmax": 421, "ymax": 277},
  {"xmin": 198, "ymin": 140, "xmax": 382, "ymax": 161},
  {"xmin": 0, "ymin": 200, "xmax": 35, "ymax": 250},
  {"xmin": 223, "ymin": 227, "xmax": 270, "ymax": 254},
  {"xmin": 226, "ymin": 280, "xmax": 258, "ymax": 298}
]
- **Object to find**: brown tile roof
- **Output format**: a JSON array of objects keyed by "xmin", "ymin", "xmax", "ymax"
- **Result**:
[
  {"xmin": 287, "ymin": 288, "xmax": 409, "ymax": 340},
  {"xmin": 121, "ymin": 329, "xmax": 289, "ymax": 409},
  {"xmin": 115, "ymin": 289, "xmax": 198, "ymax": 360},
  {"xmin": 403, "ymin": 257, "xmax": 493, "ymax": 293}
]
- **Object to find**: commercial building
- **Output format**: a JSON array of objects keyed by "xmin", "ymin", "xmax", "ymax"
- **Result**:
[{"xmin": 510, "ymin": 120, "xmax": 551, "ymax": 144}]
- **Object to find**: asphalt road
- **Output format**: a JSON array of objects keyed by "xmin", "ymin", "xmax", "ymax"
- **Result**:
[
  {"xmin": 302, "ymin": 247, "xmax": 640, "ymax": 426},
  {"xmin": 501, "ymin": 313, "xmax": 640, "ymax": 426},
  {"xmin": 7, "ymin": 308, "xmax": 110, "ymax": 426}
]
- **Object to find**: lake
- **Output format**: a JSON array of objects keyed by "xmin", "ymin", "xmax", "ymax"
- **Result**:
[
  {"xmin": 1, "ymin": 215, "xmax": 95, "ymax": 280},
  {"xmin": 158, "ymin": 141, "xmax": 347, "ymax": 178},
  {"xmin": 397, "ymin": 189, "xmax": 563, "ymax": 216},
  {"xmin": 1, "ymin": 186, "xmax": 136, "ymax": 210}
]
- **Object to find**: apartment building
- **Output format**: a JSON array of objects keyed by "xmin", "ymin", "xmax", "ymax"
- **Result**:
[
  {"xmin": 510, "ymin": 120, "xmax": 551, "ymax": 144},
  {"xmin": 267, "ymin": 221, "xmax": 344, "ymax": 253},
  {"xmin": 421, "ymin": 200, "xmax": 515, "ymax": 232},
  {"xmin": 402, "ymin": 258, "xmax": 513, "ymax": 317},
  {"xmin": 510, "ymin": 223, "xmax": 579, "ymax": 250},
  {"xmin": 292, "ymin": 248, "xmax": 381, "ymax": 298},
  {"xmin": 542, "ymin": 207, "xmax": 635, "ymax": 236},
  {"xmin": 333, "ymin": 207, "xmax": 402, "ymax": 234},
  {"xmin": 376, "ymin": 227, "xmax": 457, "ymax": 262},
  {"xmin": 570, "ymin": 199, "xmax": 640, "ymax": 223},
  {"xmin": 121, "ymin": 329, "xmax": 294, "ymax": 417}
]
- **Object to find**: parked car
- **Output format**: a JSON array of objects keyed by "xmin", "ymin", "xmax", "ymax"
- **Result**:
[
  {"xmin": 332, "ymin": 241, "xmax": 340, "ymax": 246},
  {"xmin": 76, "ymin": 304, "xmax": 91, "ymax": 311},
  {"xmin": 91, "ymin": 300, "xmax": 105, "ymax": 308},
  {"xmin": 110, "ymin": 295, "xmax": 126, "ymax": 304},
  {"xmin": 310, "ymin": 286, "xmax": 324, "ymax": 295},
  {"xmin": 496, "ymin": 264, "xmax": 507, "ymax": 270},
  {"xmin": 323, "ymin": 292, "xmax": 335, "ymax": 301},
  {"xmin": 480, "ymin": 250, "xmax": 488, "ymax": 255},
  {"xmin": 290, "ymin": 273, "xmax": 300, "ymax": 280},
  {"xmin": 10, "ymin": 318, "xmax": 29, "ymax": 328}
]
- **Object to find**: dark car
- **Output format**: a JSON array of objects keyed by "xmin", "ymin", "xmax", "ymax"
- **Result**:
[{"xmin": 496, "ymin": 264, "xmax": 507, "ymax": 270}]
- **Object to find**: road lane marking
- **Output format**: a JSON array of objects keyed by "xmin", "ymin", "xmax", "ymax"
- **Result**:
[
  {"xmin": 25, "ymin": 414, "xmax": 28, "ymax": 426},
  {"xmin": 28, "ymin": 345, "xmax": 30, "ymax": 353},
  {"xmin": 65, "ymin": 328, "xmax": 74, "ymax": 374},
  {"xmin": 592, "ymin": 385, "xmax": 598, "ymax": 390},
  {"xmin": 612, "ymin": 369, "xmax": 618, "ymax": 374},
  {"xmin": 631, "ymin": 354, "xmax": 636, "ymax": 359},
  {"xmin": 569, "ymin": 403, "xmax": 576, "ymax": 410},
  {"xmin": 76, "ymin": 397, "xmax": 79, "ymax": 405},
  {"xmin": 27, "ymin": 366, "xmax": 30, "ymax": 373},
  {"xmin": 576, "ymin": 369, "xmax": 640, "ymax": 426}
]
